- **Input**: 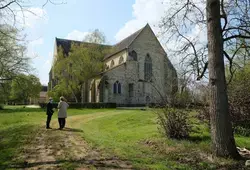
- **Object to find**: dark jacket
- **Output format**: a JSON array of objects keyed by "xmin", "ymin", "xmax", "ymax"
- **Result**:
[{"xmin": 46, "ymin": 102, "xmax": 54, "ymax": 115}]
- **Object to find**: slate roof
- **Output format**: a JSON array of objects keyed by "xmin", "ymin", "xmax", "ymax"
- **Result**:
[
  {"xmin": 103, "ymin": 25, "xmax": 146, "ymax": 60},
  {"xmin": 55, "ymin": 38, "xmax": 111, "ymax": 55},
  {"xmin": 55, "ymin": 24, "xmax": 147, "ymax": 59}
]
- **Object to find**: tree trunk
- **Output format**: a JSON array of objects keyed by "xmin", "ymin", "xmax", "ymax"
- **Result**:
[
  {"xmin": 72, "ymin": 91, "xmax": 78, "ymax": 103},
  {"xmin": 206, "ymin": 0, "xmax": 240, "ymax": 158},
  {"xmin": 81, "ymin": 83, "xmax": 84, "ymax": 104}
]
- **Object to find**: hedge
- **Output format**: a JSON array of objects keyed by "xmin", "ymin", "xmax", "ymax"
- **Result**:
[{"xmin": 38, "ymin": 102, "xmax": 116, "ymax": 109}]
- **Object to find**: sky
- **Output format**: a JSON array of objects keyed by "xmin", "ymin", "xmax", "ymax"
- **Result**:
[{"xmin": 21, "ymin": 0, "xmax": 180, "ymax": 85}]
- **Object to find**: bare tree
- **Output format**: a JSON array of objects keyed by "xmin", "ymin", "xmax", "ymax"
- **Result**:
[
  {"xmin": 0, "ymin": 0, "xmax": 65, "ymax": 81},
  {"xmin": 160, "ymin": 0, "xmax": 249, "ymax": 158}
]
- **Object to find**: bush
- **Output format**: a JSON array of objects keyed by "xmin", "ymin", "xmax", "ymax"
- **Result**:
[
  {"xmin": 0, "ymin": 104, "xmax": 3, "ymax": 110},
  {"xmin": 157, "ymin": 108, "xmax": 191, "ymax": 139},
  {"xmin": 197, "ymin": 106, "xmax": 210, "ymax": 122}
]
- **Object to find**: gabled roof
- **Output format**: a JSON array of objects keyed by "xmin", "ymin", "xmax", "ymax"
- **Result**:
[
  {"xmin": 103, "ymin": 24, "xmax": 147, "ymax": 60},
  {"xmin": 55, "ymin": 24, "xmax": 149, "ymax": 59},
  {"xmin": 55, "ymin": 38, "xmax": 111, "ymax": 55}
]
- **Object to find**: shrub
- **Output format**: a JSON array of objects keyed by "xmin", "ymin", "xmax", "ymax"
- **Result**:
[
  {"xmin": 197, "ymin": 106, "xmax": 210, "ymax": 123},
  {"xmin": 157, "ymin": 108, "xmax": 191, "ymax": 139},
  {"xmin": 0, "ymin": 104, "xmax": 3, "ymax": 110}
]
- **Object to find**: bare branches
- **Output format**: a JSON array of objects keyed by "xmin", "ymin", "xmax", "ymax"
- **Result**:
[
  {"xmin": 42, "ymin": 0, "xmax": 66, "ymax": 8},
  {"xmin": 160, "ymin": 0, "xmax": 250, "ymax": 84},
  {"xmin": 0, "ymin": 0, "xmax": 16, "ymax": 9},
  {"xmin": 224, "ymin": 34, "xmax": 250, "ymax": 41}
]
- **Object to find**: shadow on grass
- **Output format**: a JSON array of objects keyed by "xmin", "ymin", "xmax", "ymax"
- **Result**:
[
  {"xmin": 63, "ymin": 127, "xmax": 83, "ymax": 132},
  {"xmin": 48, "ymin": 127, "xmax": 83, "ymax": 132},
  {"xmin": 0, "ymin": 108, "xmax": 44, "ymax": 113},
  {"xmin": 187, "ymin": 135, "xmax": 211, "ymax": 143},
  {"xmin": 0, "ymin": 124, "xmax": 39, "ymax": 169},
  {"xmin": 9, "ymin": 158, "xmax": 131, "ymax": 169}
]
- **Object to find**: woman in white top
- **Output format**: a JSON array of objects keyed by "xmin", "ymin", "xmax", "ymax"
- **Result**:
[{"xmin": 57, "ymin": 96, "xmax": 69, "ymax": 130}]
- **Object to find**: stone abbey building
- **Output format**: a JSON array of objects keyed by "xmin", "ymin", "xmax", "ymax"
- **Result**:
[{"xmin": 49, "ymin": 24, "xmax": 177, "ymax": 105}]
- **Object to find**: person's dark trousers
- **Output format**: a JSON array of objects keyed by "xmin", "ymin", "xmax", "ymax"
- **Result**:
[
  {"xmin": 58, "ymin": 118, "xmax": 66, "ymax": 129},
  {"xmin": 46, "ymin": 114, "xmax": 52, "ymax": 128}
]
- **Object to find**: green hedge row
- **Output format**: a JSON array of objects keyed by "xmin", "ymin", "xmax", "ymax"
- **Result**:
[{"xmin": 38, "ymin": 102, "xmax": 116, "ymax": 109}]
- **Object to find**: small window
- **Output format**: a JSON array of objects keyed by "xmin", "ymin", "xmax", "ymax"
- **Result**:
[
  {"xmin": 129, "ymin": 83, "xmax": 134, "ymax": 97},
  {"xmin": 113, "ymin": 81, "xmax": 121, "ymax": 94},
  {"xmin": 111, "ymin": 60, "xmax": 115, "ymax": 68},
  {"xmin": 119, "ymin": 56, "xmax": 124, "ymax": 64},
  {"xmin": 130, "ymin": 50, "xmax": 137, "ymax": 61}
]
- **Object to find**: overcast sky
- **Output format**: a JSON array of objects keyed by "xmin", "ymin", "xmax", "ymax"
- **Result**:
[{"xmin": 22, "ymin": 0, "xmax": 178, "ymax": 85}]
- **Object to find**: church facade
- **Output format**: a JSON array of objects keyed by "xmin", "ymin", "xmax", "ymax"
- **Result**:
[{"xmin": 49, "ymin": 24, "xmax": 177, "ymax": 105}]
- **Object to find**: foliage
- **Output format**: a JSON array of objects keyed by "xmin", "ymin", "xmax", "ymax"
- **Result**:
[
  {"xmin": 157, "ymin": 108, "xmax": 191, "ymax": 139},
  {"xmin": 172, "ymin": 90, "xmax": 192, "ymax": 108},
  {"xmin": 9, "ymin": 74, "xmax": 41, "ymax": 103},
  {"xmin": 227, "ymin": 65, "xmax": 250, "ymax": 123},
  {"xmin": 0, "ymin": 25, "xmax": 30, "ymax": 81},
  {"xmin": 52, "ymin": 31, "xmax": 110, "ymax": 102},
  {"xmin": 83, "ymin": 29, "xmax": 106, "ymax": 44}
]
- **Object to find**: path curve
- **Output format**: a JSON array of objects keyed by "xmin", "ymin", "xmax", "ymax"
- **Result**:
[{"xmin": 15, "ymin": 114, "xmax": 133, "ymax": 170}]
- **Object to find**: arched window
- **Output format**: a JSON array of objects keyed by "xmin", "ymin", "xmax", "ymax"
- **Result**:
[
  {"xmin": 105, "ymin": 64, "xmax": 109, "ymax": 70},
  {"xmin": 118, "ymin": 82, "xmax": 121, "ymax": 94},
  {"xmin": 119, "ymin": 56, "xmax": 124, "ymax": 64},
  {"xmin": 113, "ymin": 83, "xmax": 117, "ymax": 93},
  {"xmin": 113, "ymin": 81, "xmax": 121, "ymax": 94},
  {"xmin": 130, "ymin": 50, "xmax": 137, "ymax": 61},
  {"xmin": 111, "ymin": 60, "xmax": 115, "ymax": 68},
  {"xmin": 144, "ymin": 53, "xmax": 152, "ymax": 81}
]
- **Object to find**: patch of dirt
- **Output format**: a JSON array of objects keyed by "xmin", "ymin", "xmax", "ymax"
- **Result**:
[{"xmin": 13, "ymin": 119, "xmax": 133, "ymax": 170}]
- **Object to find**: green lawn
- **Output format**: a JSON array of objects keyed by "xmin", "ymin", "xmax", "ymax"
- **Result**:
[{"xmin": 0, "ymin": 106, "xmax": 249, "ymax": 169}]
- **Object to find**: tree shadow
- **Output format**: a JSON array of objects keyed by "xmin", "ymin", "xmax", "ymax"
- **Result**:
[
  {"xmin": 0, "ymin": 108, "xmax": 44, "ymax": 113},
  {"xmin": 61, "ymin": 127, "xmax": 83, "ymax": 132},
  {"xmin": 9, "ymin": 158, "xmax": 132, "ymax": 169},
  {"xmin": 0, "ymin": 124, "xmax": 39, "ymax": 169},
  {"xmin": 187, "ymin": 135, "xmax": 211, "ymax": 143}
]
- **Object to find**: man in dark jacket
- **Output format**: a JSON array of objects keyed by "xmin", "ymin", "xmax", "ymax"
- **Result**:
[{"xmin": 46, "ymin": 97, "xmax": 54, "ymax": 129}]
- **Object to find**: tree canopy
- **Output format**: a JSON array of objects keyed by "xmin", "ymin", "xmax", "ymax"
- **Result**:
[
  {"xmin": 50, "ymin": 29, "xmax": 110, "ymax": 102},
  {"xmin": 9, "ymin": 74, "xmax": 42, "ymax": 103}
]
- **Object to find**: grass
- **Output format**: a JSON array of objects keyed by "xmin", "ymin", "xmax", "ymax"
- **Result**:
[
  {"xmin": 67, "ymin": 109, "xmax": 250, "ymax": 169},
  {"xmin": 0, "ymin": 106, "xmax": 249, "ymax": 169}
]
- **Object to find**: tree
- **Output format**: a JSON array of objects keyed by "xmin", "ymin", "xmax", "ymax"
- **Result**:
[
  {"xmin": 0, "ymin": 25, "xmax": 29, "ymax": 81},
  {"xmin": 160, "ymin": 0, "xmax": 249, "ymax": 158},
  {"xmin": 83, "ymin": 29, "xmax": 106, "ymax": 44},
  {"xmin": 206, "ymin": 0, "xmax": 239, "ymax": 158},
  {"xmin": 53, "ymin": 30, "xmax": 110, "ymax": 102},
  {"xmin": 9, "ymin": 74, "xmax": 42, "ymax": 104}
]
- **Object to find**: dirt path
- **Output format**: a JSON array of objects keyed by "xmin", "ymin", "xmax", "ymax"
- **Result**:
[{"xmin": 14, "ymin": 116, "xmax": 133, "ymax": 170}]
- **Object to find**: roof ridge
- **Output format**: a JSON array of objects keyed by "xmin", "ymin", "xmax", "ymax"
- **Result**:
[
  {"xmin": 114, "ymin": 24, "xmax": 147, "ymax": 47},
  {"xmin": 55, "ymin": 37, "xmax": 112, "ymax": 46}
]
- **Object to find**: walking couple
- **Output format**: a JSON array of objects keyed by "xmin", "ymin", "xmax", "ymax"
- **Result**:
[{"xmin": 46, "ymin": 96, "xmax": 69, "ymax": 130}]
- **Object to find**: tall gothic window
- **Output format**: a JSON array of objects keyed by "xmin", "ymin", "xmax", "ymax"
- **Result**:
[
  {"xmin": 113, "ymin": 81, "xmax": 121, "ymax": 94},
  {"xmin": 144, "ymin": 53, "xmax": 152, "ymax": 81}
]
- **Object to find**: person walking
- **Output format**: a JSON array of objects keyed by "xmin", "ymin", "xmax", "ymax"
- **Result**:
[
  {"xmin": 57, "ymin": 96, "xmax": 69, "ymax": 130},
  {"xmin": 46, "ymin": 97, "xmax": 54, "ymax": 129}
]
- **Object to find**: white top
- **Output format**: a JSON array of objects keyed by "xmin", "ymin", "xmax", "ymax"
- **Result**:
[{"xmin": 57, "ymin": 101, "xmax": 69, "ymax": 118}]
